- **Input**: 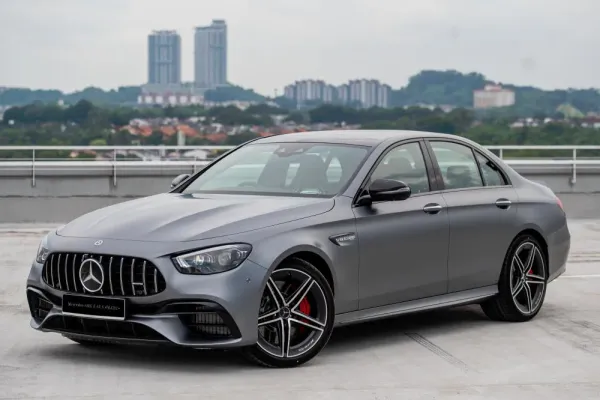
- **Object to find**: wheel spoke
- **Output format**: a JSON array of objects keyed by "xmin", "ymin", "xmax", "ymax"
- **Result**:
[
  {"xmin": 526, "ymin": 273, "xmax": 545, "ymax": 284},
  {"xmin": 258, "ymin": 311, "xmax": 280, "ymax": 327},
  {"xmin": 288, "ymin": 278, "xmax": 314, "ymax": 309},
  {"xmin": 292, "ymin": 309, "xmax": 326, "ymax": 327},
  {"xmin": 290, "ymin": 316, "xmax": 324, "ymax": 332},
  {"xmin": 523, "ymin": 282, "xmax": 533, "ymax": 313},
  {"xmin": 524, "ymin": 244, "xmax": 536, "ymax": 271},
  {"xmin": 511, "ymin": 279, "xmax": 525, "ymax": 297},
  {"xmin": 279, "ymin": 319, "xmax": 291, "ymax": 358},
  {"xmin": 267, "ymin": 278, "xmax": 286, "ymax": 308},
  {"xmin": 513, "ymin": 256, "xmax": 527, "ymax": 275}
]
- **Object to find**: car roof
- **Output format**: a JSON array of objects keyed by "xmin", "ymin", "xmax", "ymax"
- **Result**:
[{"xmin": 252, "ymin": 129, "xmax": 457, "ymax": 147}]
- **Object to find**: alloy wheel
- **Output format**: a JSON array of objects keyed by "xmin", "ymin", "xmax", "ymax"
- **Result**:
[
  {"xmin": 256, "ymin": 268, "xmax": 328, "ymax": 359},
  {"xmin": 509, "ymin": 241, "xmax": 546, "ymax": 315}
]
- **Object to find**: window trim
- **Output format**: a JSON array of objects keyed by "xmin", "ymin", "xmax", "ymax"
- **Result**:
[
  {"xmin": 472, "ymin": 149, "xmax": 511, "ymax": 187},
  {"xmin": 427, "ymin": 139, "xmax": 485, "ymax": 190},
  {"xmin": 424, "ymin": 138, "xmax": 513, "ymax": 193},
  {"xmin": 352, "ymin": 139, "xmax": 438, "ymax": 206}
]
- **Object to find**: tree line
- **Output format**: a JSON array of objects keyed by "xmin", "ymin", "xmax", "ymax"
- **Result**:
[
  {"xmin": 3, "ymin": 70, "xmax": 600, "ymax": 116},
  {"xmin": 2, "ymin": 100, "xmax": 600, "ymax": 160}
]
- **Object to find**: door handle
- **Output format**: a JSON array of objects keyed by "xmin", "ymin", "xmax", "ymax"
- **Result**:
[
  {"xmin": 495, "ymin": 199, "xmax": 512, "ymax": 209},
  {"xmin": 423, "ymin": 203, "xmax": 443, "ymax": 214}
]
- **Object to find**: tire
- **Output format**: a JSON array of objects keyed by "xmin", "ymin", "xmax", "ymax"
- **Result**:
[
  {"xmin": 481, "ymin": 234, "xmax": 548, "ymax": 322},
  {"xmin": 242, "ymin": 257, "xmax": 335, "ymax": 368}
]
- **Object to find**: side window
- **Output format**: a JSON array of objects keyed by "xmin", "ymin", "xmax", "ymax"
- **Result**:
[
  {"xmin": 430, "ymin": 141, "xmax": 483, "ymax": 190},
  {"xmin": 371, "ymin": 142, "xmax": 430, "ymax": 194},
  {"xmin": 475, "ymin": 152, "xmax": 507, "ymax": 186}
]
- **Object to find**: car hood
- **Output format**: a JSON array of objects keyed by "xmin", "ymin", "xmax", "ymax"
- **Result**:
[{"xmin": 57, "ymin": 193, "xmax": 334, "ymax": 242}]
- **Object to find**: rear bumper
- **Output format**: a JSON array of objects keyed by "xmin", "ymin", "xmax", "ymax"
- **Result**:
[{"xmin": 547, "ymin": 221, "xmax": 571, "ymax": 283}]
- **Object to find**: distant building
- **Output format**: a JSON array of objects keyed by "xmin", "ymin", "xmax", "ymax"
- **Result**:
[
  {"xmin": 138, "ymin": 82, "xmax": 205, "ymax": 106},
  {"xmin": 322, "ymin": 85, "xmax": 337, "ymax": 103},
  {"xmin": 473, "ymin": 84, "xmax": 515, "ymax": 109},
  {"xmin": 349, "ymin": 79, "xmax": 384, "ymax": 108},
  {"xmin": 137, "ymin": 91, "xmax": 204, "ymax": 106},
  {"xmin": 295, "ymin": 80, "xmax": 326, "ymax": 103},
  {"xmin": 378, "ymin": 84, "xmax": 392, "ymax": 108},
  {"xmin": 283, "ymin": 84, "xmax": 296, "ymax": 100},
  {"xmin": 194, "ymin": 19, "xmax": 228, "ymax": 89},
  {"xmin": 337, "ymin": 84, "xmax": 350, "ymax": 104},
  {"xmin": 147, "ymin": 30, "xmax": 182, "ymax": 85},
  {"xmin": 283, "ymin": 79, "xmax": 391, "ymax": 108}
]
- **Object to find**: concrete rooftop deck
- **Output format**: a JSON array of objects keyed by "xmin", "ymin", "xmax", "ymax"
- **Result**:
[{"xmin": 1, "ymin": 220, "xmax": 599, "ymax": 399}]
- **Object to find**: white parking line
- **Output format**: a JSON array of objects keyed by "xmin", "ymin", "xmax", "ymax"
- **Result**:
[{"xmin": 559, "ymin": 274, "xmax": 600, "ymax": 279}]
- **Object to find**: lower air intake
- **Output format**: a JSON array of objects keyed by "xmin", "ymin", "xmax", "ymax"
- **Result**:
[
  {"xmin": 42, "ymin": 315, "xmax": 166, "ymax": 341},
  {"xmin": 179, "ymin": 312, "xmax": 239, "ymax": 340},
  {"xmin": 27, "ymin": 290, "xmax": 53, "ymax": 323}
]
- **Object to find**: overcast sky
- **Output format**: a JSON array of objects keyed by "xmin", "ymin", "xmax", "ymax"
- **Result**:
[{"xmin": 1, "ymin": 0, "xmax": 599, "ymax": 95}]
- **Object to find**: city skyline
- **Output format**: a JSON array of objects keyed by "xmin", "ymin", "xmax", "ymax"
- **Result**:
[{"xmin": 1, "ymin": 1, "xmax": 600, "ymax": 95}]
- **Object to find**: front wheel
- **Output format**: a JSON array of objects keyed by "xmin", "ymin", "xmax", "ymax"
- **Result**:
[
  {"xmin": 481, "ymin": 234, "xmax": 548, "ymax": 322},
  {"xmin": 242, "ymin": 258, "xmax": 335, "ymax": 368}
]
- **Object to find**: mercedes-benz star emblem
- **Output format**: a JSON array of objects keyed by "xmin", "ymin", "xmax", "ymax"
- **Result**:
[
  {"xmin": 94, "ymin": 240, "xmax": 103, "ymax": 246},
  {"xmin": 79, "ymin": 258, "xmax": 104, "ymax": 293}
]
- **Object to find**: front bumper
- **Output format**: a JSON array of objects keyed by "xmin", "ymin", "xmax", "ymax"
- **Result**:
[{"xmin": 26, "ymin": 238, "xmax": 270, "ymax": 348}]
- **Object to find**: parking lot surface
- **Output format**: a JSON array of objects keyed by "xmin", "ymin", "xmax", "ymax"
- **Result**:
[{"xmin": 1, "ymin": 220, "xmax": 599, "ymax": 399}]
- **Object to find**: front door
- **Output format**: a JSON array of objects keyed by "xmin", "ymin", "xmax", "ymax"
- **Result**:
[{"xmin": 353, "ymin": 141, "xmax": 450, "ymax": 310}]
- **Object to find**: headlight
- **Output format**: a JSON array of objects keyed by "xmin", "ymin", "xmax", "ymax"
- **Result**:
[
  {"xmin": 172, "ymin": 244, "xmax": 252, "ymax": 275},
  {"xmin": 36, "ymin": 235, "xmax": 50, "ymax": 264}
]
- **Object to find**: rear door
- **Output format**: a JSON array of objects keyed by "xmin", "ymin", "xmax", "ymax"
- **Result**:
[{"xmin": 424, "ymin": 139, "xmax": 518, "ymax": 293}]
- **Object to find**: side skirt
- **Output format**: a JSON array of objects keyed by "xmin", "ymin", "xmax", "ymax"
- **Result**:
[{"xmin": 334, "ymin": 285, "xmax": 498, "ymax": 327}]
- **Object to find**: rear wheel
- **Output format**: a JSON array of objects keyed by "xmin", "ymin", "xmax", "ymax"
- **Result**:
[
  {"xmin": 481, "ymin": 234, "xmax": 548, "ymax": 322},
  {"xmin": 242, "ymin": 258, "xmax": 335, "ymax": 368}
]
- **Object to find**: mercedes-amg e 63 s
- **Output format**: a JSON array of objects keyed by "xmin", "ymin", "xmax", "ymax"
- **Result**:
[{"xmin": 26, "ymin": 130, "xmax": 570, "ymax": 368}]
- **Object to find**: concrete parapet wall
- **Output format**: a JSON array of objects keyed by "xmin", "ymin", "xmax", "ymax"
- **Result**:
[
  {"xmin": 1, "ymin": 163, "xmax": 600, "ymax": 223},
  {"xmin": 1, "ymin": 164, "xmax": 599, "ymax": 197}
]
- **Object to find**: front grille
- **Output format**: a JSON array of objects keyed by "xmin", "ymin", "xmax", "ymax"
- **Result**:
[
  {"xmin": 42, "ymin": 253, "xmax": 166, "ymax": 297},
  {"xmin": 43, "ymin": 315, "xmax": 165, "ymax": 341}
]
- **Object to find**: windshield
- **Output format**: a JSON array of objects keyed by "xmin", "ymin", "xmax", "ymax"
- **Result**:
[{"xmin": 181, "ymin": 142, "xmax": 370, "ymax": 197}]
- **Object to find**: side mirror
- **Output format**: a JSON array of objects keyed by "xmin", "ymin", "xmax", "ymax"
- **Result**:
[
  {"xmin": 368, "ymin": 179, "xmax": 411, "ymax": 202},
  {"xmin": 171, "ymin": 174, "xmax": 190, "ymax": 189}
]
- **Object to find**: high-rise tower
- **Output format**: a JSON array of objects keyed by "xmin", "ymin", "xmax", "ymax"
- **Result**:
[
  {"xmin": 194, "ymin": 20, "xmax": 228, "ymax": 89},
  {"xmin": 147, "ymin": 30, "xmax": 182, "ymax": 85}
]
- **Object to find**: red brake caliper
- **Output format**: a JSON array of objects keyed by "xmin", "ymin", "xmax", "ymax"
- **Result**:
[
  {"xmin": 297, "ymin": 296, "xmax": 311, "ymax": 333},
  {"xmin": 299, "ymin": 297, "xmax": 311, "ymax": 315}
]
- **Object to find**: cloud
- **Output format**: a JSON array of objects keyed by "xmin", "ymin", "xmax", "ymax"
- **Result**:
[{"xmin": 1, "ymin": 0, "xmax": 599, "ymax": 94}]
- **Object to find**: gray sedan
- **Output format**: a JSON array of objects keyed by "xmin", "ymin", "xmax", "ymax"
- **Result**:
[{"xmin": 26, "ymin": 130, "xmax": 570, "ymax": 368}]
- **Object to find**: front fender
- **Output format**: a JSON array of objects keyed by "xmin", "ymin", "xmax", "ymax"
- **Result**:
[{"xmin": 236, "ymin": 209, "xmax": 360, "ymax": 314}]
